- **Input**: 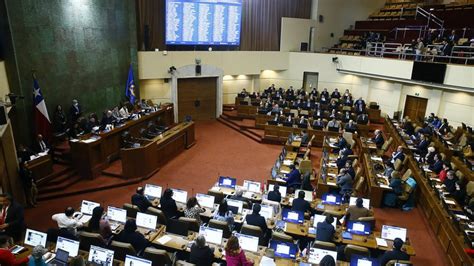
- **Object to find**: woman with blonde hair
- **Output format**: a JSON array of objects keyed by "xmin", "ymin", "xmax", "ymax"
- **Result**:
[{"xmin": 224, "ymin": 236, "xmax": 253, "ymax": 266}]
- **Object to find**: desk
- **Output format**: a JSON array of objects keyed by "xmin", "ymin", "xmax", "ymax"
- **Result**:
[
  {"xmin": 360, "ymin": 153, "xmax": 391, "ymax": 208},
  {"xmin": 26, "ymin": 154, "xmax": 53, "ymax": 180},
  {"xmin": 69, "ymin": 105, "xmax": 174, "ymax": 179},
  {"xmin": 121, "ymin": 122, "xmax": 195, "ymax": 179},
  {"xmin": 237, "ymin": 105, "xmax": 258, "ymax": 118},
  {"xmin": 264, "ymin": 125, "xmax": 341, "ymax": 147}
]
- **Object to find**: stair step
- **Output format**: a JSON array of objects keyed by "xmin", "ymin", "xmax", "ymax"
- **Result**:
[
  {"xmin": 36, "ymin": 166, "xmax": 74, "ymax": 186},
  {"xmin": 217, "ymin": 117, "xmax": 261, "ymax": 143},
  {"xmin": 38, "ymin": 174, "xmax": 82, "ymax": 194}
]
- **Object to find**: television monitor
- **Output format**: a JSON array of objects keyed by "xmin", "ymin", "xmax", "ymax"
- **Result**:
[
  {"xmin": 308, "ymin": 248, "xmax": 338, "ymax": 265},
  {"xmin": 322, "ymin": 193, "xmax": 342, "ymax": 205},
  {"xmin": 144, "ymin": 184, "xmax": 162, "ymax": 200},
  {"xmin": 24, "ymin": 229, "xmax": 47, "ymax": 247},
  {"xmin": 294, "ymin": 189, "xmax": 313, "ymax": 202},
  {"xmin": 313, "ymin": 214, "xmax": 336, "ymax": 229},
  {"xmin": 282, "ymin": 209, "xmax": 304, "ymax": 224},
  {"xmin": 88, "ymin": 245, "xmax": 114, "ymax": 266},
  {"xmin": 269, "ymin": 240, "xmax": 298, "ymax": 259},
  {"xmin": 55, "ymin": 237, "xmax": 80, "ymax": 257},
  {"xmin": 227, "ymin": 199, "xmax": 243, "ymax": 214},
  {"xmin": 235, "ymin": 233, "xmax": 259, "ymax": 253},
  {"xmin": 350, "ymin": 254, "xmax": 381, "ymax": 266},
  {"xmin": 136, "ymin": 212, "xmax": 158, "ymax": 230},
  {"xmin": 81, "ymin": 200, "xmax": 100, "ymax": 216},
  {"xmin": 199, "ymin": 226, "xmax": 223, "ymax": 245},
  {"xmin": 124, "ymin": 255, "xmax": 152, "ymax": 266},
  {"xmin": 411, "ymin": 61, "xmax": 447, "ymax": 84},
  {"xmin": 268, "ymin": 184, "xmax": 287, "ymax": 197},
  {"xmin": 196, "ymin": 193, "xmax": 215, "ymax": 209},
  {"xmin": 346, "ymin": 221, "xmax": 372, "ymax": 235},
  {"xmin": 165, "ymin": 0, "xmax": 243, "ymax": 46},
  {"xmin": 381, "ymin": 225, "xmax": 407, "ymax": 242},
  {"xmin": 349, "ymin": 197, "xmax": 371, "ymax": 209},
  {"xmin": 171, "ymin": 188, "xmax": 188, "ymax": 203},
  {"xmin": 107, "ymin": 206, "xmax": 127, "ymax": 224},
  {"xmin": 243, "ymin": 180, "xmax": 261, "ymax": 193},
  {"xmin": 218, "ymin": 176, "xmax": 236, "ymax": 188}
]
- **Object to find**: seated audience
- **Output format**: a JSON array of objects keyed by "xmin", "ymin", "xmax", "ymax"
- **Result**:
[
  {"xmin": 428, "ymin": 154, "xmax": 443, "ymax": 174},
  {"xmin": 356, "ymin": 113, "xmax": 369, "ymax": 125},
  {"xmin": 225, "ymin": 236, "xmax": 253, "ymax": 266},
  {"xmin": 285, "ymin": 164, "xmax": 302, "ymax": 189},
  {"xmin": 160, "ymin": 189, "xmax": 179, "ymax": 219},
  {"xmin": 346, "ymin": 197, "xmax": 370, "ymax": 221},
  {"xmin": 315, "ymin": 215, "xmax": 335, "ymax": 243},
  {"xmin": 0, "ymin": 235, "xmax": 29, "ymax": 265},
  {"xmin": 184, "ymin": 197, "xmax": 206, "ymax": 224},
  {"xmin": 32, "ymin": 134, "xmax": 50, "ymax": 153},
  {"xmin": 267, "ymin": 184, "xmax": 282, "ymax": 203},
  {"xmin": 326, "ymin": 118, "xmax": 341, "ymax": 131},
  {"xmin": 213, "ymin": 201, "xmax": 234, "ymax": 230},
  {"xmin": 190, "ymin": 235, "xmax": 215, "ymax": 266},
  {"xmin": 87, "ymin": 206, "xmax": 112, "ymax": 242},
  {"xmin": 379, "ymin": 238, "xmax": 410, "ymax": 265},
  {"xmin": 438, "ymin": 161, "xmax": 450, "ymax": 182},
  {"xmin": 390, "ymin": 146, "xmax": 405, "ymax": 165},
  {"xmin": 443, "ymin": 170, "xmax": 458, "ymax": 194},
  {"xmin": 245, "ymin": 204, "xmax": 269, "ymax": 237},
  {"xmin": 115, "ymin": 219, "xmax": 149, "ymax": 253},
  {"xmin": 292, "ymin": 190, "xmax": 313, "ymax": 214},
  {"xmin": 131, "ymin": 187, "xmax": 153, "ymax": 212},
  {"xmin": 416, "ymin": 134, "xmax": 429, "ymax": 157},
  {"xmin": 0, "ymin": 194, "xmax": 25, "ymax": 241},
  {"xmin": 52, "ymin": 207, "xmax": 84, "ymax": 236},
  {"xmin": 425, "ymin": 147, "xmax": 436, "ymax": 164},
  {"xmin": 344, "ymin": 120, "xmax": 357, "ymax": 133}
]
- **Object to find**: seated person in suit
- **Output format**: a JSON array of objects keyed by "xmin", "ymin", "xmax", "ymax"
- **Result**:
[
  {"xmin": 346, "ymin": 197, "xmax": 370, "ymax": 221},
  {"xmin": 245, "ymin": 204, "xmax": 269, "ymax": 237},
  {"xmin": 344, "ymin": 120, "xmax": 357, "ymax": 133},
  {"xmin": 267, "ymin": 185, "xmax": 282, "ymax": 203},
  {"xmin": 313, "ymin": 108, "xmax": 323, "ymax": 119},
  {"xmin": 131, "ymin": 187, "xmax": 154, "ymax": 212},
  {"xmin": 341, "ymin": 111, "xmax": 352, "ymax": 123},
  {"xmin": 342, "ymin": 95, "xmax": 353, "ymax": 106},
  {"xmin": 271, "ymin": 104, "xmax": 281, "ymax": 114},
  {"xmin": 416, "ymin": 134, "xmax": 429, "ymax": 157},
  {"xmin": 300, "ymin": 130, "xmax": 309, "ymax": 145},
  {"xmin": 328, "ymin": 100, "xmax": 338, "ymax": 111},
  {"xmin": 390, "ymin": 146, "xmax": 405, "ymax": 165},
  {"xmin": 292, "ymin": 190, "xmax": 313, "ymax": 214},
  {"xmin": 379, "ymin": 238, "xmax": 410, "ymax": 266},
  {"xmin": 343, "ymin": 161, "xmax": 356, "ymax": 179},
  {"xmin": 312, "ymin": 118, "xmax": 325, "ymax": 129},
  {"xmin": 354, "ymin": 97, "xmax": 366, "ymax": 114},
  {"xmin": 298, "ymin": 116, "xmax": 308, "ymax": 128},
  {"xmin": 115, "ymin": 219, "xmax": 149, "ymax": 253},
  {"xmin": 17, "ymin": 144, "xmax": 35, "ymax": 164},
  {"xmin": 190, "ymin": 235, "xmax": 215, "ymax": 266},
  {"xmin": 119, "ymin": 103, "xmax": 130, "ymax": 118},
  {"xmin": 383, "ymin": 171, "xmax": 403, "ymax": 207},
  {"xmin": 315, "ymin": 215, "xmax": 335, "ymax": 243},
  {"xmin": 0, "ymin": 194, "xmax": 25, "ymax": 241},
  {"xmin": 326, "ymin": 118, "xmax": 341, "ymax": 131},
  {"xmin": 0, "ymin": 235, "xmax": 29, "ymax": 265},
  {"xmin": 101, "ymin": 110, "xmax": 116, "ymax": 128},
  {"xmin": 443, "ymin": 170, "xmax": 458, "ymax": 194},
  {"xmin": 284, "ymin": 164, "xmax": 302, "ymax": 189},
  {"xmin": 428, "ymin": 154, "xmax": 443, "ymax": 174},
  {"xmin": 121, "ymin": 131, "xmax": 137, "ymax": 149},
  {"xmin": 336, "ymin": 147, "xmax": 353, "ymax": 170},
  {"xmin": 334, "ymin": 135, "xmax": 347, "ymax": 152},
  {"xmin": 51, "ymin": 207, "xmax": 83, "ymax": 236},
  {"xmin": 331, "ymin": 88, "xmax": 341, "ymax": 99},
  {"xmin": 321, "ymin": 88, "xmax": 330, "ymax": 99},
  {"xmin": 425, "ymin": 147, "xmax": 437, "ymax": 164},
  {"xmin": 230, "ymin": 189, "xmax": 251, "ymax": 208},
  {"xmin": 356, "ymin": 113, "xmax": 369, "ymax": 125},
  {"xmin": 372, "ymin": 129, "xmax": 385, "ymax": 149},
  {"xmin": 33, "ymin": 134, "xmax": 50, "ymax": 153},
  {"xmin": 336, "ymin": 169, "xmax": 353, "ymax": 195},
  {"xmin": 85, "ymin": 116, "xmax": 100, "ymax": 133},
  {"xmin": 160, "ymin": 189, "xmax": 179, "ymax": 219}
]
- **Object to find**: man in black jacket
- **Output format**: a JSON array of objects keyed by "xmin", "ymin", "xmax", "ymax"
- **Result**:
[
  {"xmin": 190, "ymin": 235, "xmax": 214, "ymax": 266},
  {"xmin": 292, "ymin": 191, "xmax": 313, "ymax": 215},
  {"xmin": 245, "ymin": 204, "xmax": 268, "ymax": 238},
  {"xmin": 379, "ymin": 238, "xmax": 410, "ymax": 265},
  {"xmin": 131, "ymin": 187, "xmax": 153, "ymax": 212},
  {"xmin": 0, "ymin": 194, "xmax": 25, "ymax": 241},
  {"xmin": 315, "ymin": 215, "xmax": 335, "ymax": 242},
  {"xmin": 267, "ymin": 185, "xmax": 282, "ymax": 203}
]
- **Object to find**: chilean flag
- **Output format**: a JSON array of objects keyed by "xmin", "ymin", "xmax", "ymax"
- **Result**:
[{"xmin": 33, "ymin": 77, "xmax": 52, "ymax": 140}]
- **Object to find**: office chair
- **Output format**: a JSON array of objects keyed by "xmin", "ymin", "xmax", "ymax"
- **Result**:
[
  {"xmin": 110, "ymin": 241, "xmax": 136, "ymax": 261},
  {"xmin": 78, "ymin": 231, "xmax": 105, "ymax": 251},
  {"xmin": 344, "ymin": 244, "xmax": 370, "ymax": 261},
  {"xmin": 312, "ymin": 240, "xmax": 337, "ymax": 251},
  {"xmin": 386, "ymin": 260, "xmax": 412, "ymax": 266},
  {"xmin": 178, "ymin": 217, "xmax": 200, "ymax": 233},
  {"xmin": 208, "ymin": 219, "xmax": 232, "ymax": 239},
  {"xmin": 123, "ymin": 203, "xmax": 139, "ymax": 219},
  {"xmin": 142, "ymin": 247, "xmax": 176, "ymax": 266},
  {"xmin": 240, "ymin": 224, "xmax": 266, "ymax": 246},
  {"xmin": 270, "ymin": 232, "xmax": 293, "ymax": 244},
  {"xmin": 207, "ymin": 190, "xmax": 224, "ymax": 205},
  {"xmin": 357, "ymin": 216, "xmax": 375, "ymax": 231},
  {"xmin": 147, "ymin": 207, "xmax": 167, "ymax": 226}
]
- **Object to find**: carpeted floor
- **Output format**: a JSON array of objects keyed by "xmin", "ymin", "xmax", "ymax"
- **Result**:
[{"xmin": 25, "ymin": 120, "xmax": 448, "ymax": 265}]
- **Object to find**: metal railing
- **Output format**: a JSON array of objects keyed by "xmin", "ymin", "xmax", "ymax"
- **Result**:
[
  {"xmin": 415, "ymin": 6, "xmax": 444, "ymax": 28},
  {"xmin": 389, "ymin": 27, "xmax": 473, "ymax": 41}
]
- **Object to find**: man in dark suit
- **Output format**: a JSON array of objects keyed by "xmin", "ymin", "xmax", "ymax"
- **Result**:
[
  {"xmin": 344, "ymin": 120, "xmax": 357, "ymax": 133},
  {"xmin": 372, "ymin": 129, "xmax": 385, "ymax": 149},
  {"xmin": 429, "ymin": 154, "xmax": 443, "ymax": 174},
  {"xmin": 131, "ymin": 187, "xmax": 153, "ymax": 212},
  {"xmin": 356, "ymin": 113, "xmax": 369, "ymax": 125},
  {"xmin": 245, "ymin": 204, "xmax": 269, "ymax": 238},
  {"xmin": 267, "ymin": 185, "xmax": 281, "ymax": 203},
  {"xmin": 285, "ymin": 164, "xmax": 301, "ymax": 189},
  {"xmin": 32, "ymin": 134, "xmax": 51, "ymax": 154},
  {"xmin": 0, "ymin": 194, "xmax": 25, "ymax": 241},
  {"xmin": 334, "ymin": 135, "xmax": 347, "ymax": 152},
  {"xmin": 101, "ymin": 110, "xmax": 116, "ymax": 128},
  {"xmin": 390, "ymin": 146, "xmax": 405, "ymax": 165},
  {"xmin": 230, "ymin": 189, "xmax": 251, "ymax": 208},
  {"xmin": 331, "ymin": 88, "xmax": 341, "ymax": 99},
  {"xmin": 292, "ymin": 191, "xmax": 313, "ymax": 214},
  {"xmin": 315, "ymin": 215, "xmax": 335, "ymax": 242},
  {"xmin": 379, "ymin": 238, "xmax": 410, "ymax": 265},
  {"xmin": 354, "ymin": 97, "xmax": 366, "ymax": 114},
  {"xmin": 69, "ymin": 99, "xmax": 82, "ymax": 124},
  {"xmin": 300, "ymin": 130, "xmax": 309, "ymax": 145},
  {"xmin": 416, "ymin": 134, "xmax": 429, "ymax": 157}
]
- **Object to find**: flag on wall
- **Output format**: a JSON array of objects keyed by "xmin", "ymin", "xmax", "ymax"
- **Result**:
[
  {"xmin": 33, "ymin": 77, "xmax": 52, "ymax": 140},
  {"xmin": 125, "ymin": 64, "xmax": 136, "ymax": 104}
]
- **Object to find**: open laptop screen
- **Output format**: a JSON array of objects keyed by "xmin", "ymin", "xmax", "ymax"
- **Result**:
[
  {"xmin": 269, "ymin": 240, "xmax": 298, "ymax": 259},
  {"xmin": 88, "ymin": 245, "xmax": 114, "ymax": 266},
  {"xmin": 107, "ymin": 206, "xmax": 127, "ymax": 224},
  {"xmin": 295, "ymin": 189, "xmax": 313, "ymax": 202},
  {"xmin": 381, "ymin": 225, "xmax": 407, "ymax": 242},
  {"xmin": 268, "ymin": 184, "xmax": 287, "ymax": 197},
  {"xmin": 282, "ymin": 209, "xmax": 304, "ymax": 224},
  {"xmin": 171, "ymin": 188, "xmax": 188, "ymax": 204},
  {"xmin": 346, "ymin": 221, "xmax": 371, "ymax": 235},
  {"xmin": 136, "ymin": 212, "xmax": 157, "ymax": 230},
  {"xmin": 349, "ymin": 197, "xmax": 370, "ymax": 209},
  {"xmin": 322, "ymin": 193, "xmax": 342, "ymax": 205},
  {"xmin": 235, "ymin": 233, "xmax": 259, "ymax": 253},
  {"xmin": 218, "ymin": 176, "xmax": 236, "ymax": 188},
  {"xmin": 81, "ymin": 200, "xmax": 100, "ymax": 215},
  {"xmin": 243, "ymin": 180, "xmax": 261, "ymax": 193},
  {"xmin": 350, "ymin": 254, "xmax": 381, "ymax": 266},
  {"xmin": 196, "ymin": 193, "xmax": 215, "ymax": 209},
  {"xmin": 199, "ymin": 226, "xmax": 223, "ymax": 245},
  {"xmin": 124, "ymin": 255, "xmax": 152, "ymax": 266},
  {"xmin": 144, "ymin": 184, "xmax": 162, "ymax": 199},
  {"xmin": 227, "ymin": 199, "xmax": 243, "ymax": 214},
  {"xmin": 55, "ymin": 237, "xmax": 79, "ymax": 257},
  {"xmin": 308, "ymin": 248, "xmax": 338, "ymax": 264},
  {"xmin": 24, "ymin": 228, "xmax": 47, "ymax": 247}
]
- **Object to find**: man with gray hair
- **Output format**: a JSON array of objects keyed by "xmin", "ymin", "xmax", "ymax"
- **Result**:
[
  {"xmin": 372, "ymin": 129, "xmax": 385, "ymax": 149},
  {"xmin": 69, "ymin": 99, "xmax": 82, "ymax": 123},
  {"xmin": 230, "ymin": 189, "xmax": 251, "ymax": 208},
  {"xmin": 190, "ymin": 235, "xmax": 214, "ymax": 266}
]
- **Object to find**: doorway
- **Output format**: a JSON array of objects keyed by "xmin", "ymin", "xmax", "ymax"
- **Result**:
[
  {"xmin": 177, "ymin": 77, "xmax": 217, "ymax": 122},
  {"xmin": 403, "ymin": 95, "xmax": 428, "ymax": 122},
  {"xmin": 303, "ymin": 72, "xmax": 319, "ymax": 91}
]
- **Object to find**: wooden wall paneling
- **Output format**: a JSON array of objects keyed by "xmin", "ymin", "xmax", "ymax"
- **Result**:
[{"xmin": 178, "ymin": 78, "xmax": 217, "ymax": 122}]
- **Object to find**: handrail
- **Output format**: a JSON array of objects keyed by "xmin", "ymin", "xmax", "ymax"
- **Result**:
[{"xmin": 415, "ymin": 6, "xmax": 444, "ymax": 28}]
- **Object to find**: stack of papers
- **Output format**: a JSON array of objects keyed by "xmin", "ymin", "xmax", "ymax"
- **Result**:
[
  {"xmin": 376, "ymin": 237, "xmax": 388, "ymax": 247},
  {"xmin": 371, "ymin": 156, "xmax": 383, "ymax": 161}
]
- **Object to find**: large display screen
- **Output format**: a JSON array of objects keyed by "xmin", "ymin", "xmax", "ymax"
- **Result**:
[{"xmin": 166, "ymin": 0, "xmax": 242, "ymax": 45}]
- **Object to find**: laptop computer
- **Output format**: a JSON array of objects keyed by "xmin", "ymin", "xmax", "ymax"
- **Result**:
[
  {"xmin": 313, "ymin": 214, "xmax": 337, "ymax": 229},
  {"xmin": 144, "ymin": 184, "xmax": 162, "ymax": 200},
  {"xmin": 218, "ymin": 176, "xmax": 236, "ymax": 189},
  {"xmin": 199, "ymin": 226, "xmax": 223, "ymax": 245},
  {"xmin": 259, "ymin": 204, "xmax": 274, "ymax": 220},
  {"xmin": 322, "ymin": 193, "xmax": 342, "ymax": 205},
  {"xmin": 171, "ymin": 188, "xmax": 188, "ymax": 204},
  {"xmin": 107, "ymin": 206, "xmax": 127, "ymax": 231},
  {"xmin": 88, "ymin": 245, "xmax": 114, "ymax": 266},
  {"xmin": 381, "ymin": 225, "xmax": 407, "ymax": 242},
  {"xmin": 227, "ymin": 199, "xmax": 244, "ymax": 214},
  {"xmin": 24, "ymin": 228, "xmax": 48, "ymax": 247},
  {"xmin": 136, "ymin": 212, "xmax": 158, "ymax": 234},
  {"xmin": 48, "ymin": 248, "xmax": 69, "ymax": 266},
  {"xmin": 268, "ymin": 184, "xmax": 287, "ymax": 197},
  {"xmin": 349, "ymin": 197, "xmax": 371, "ymax": 209},
  {"xmin": 308, "ymin": 248, "xmax": 338, "ymax": 265},
  {"xmin": 294, "ymin": 189, "xmax": 313, "ymax": 202},
  {"xmin": 282, "ymin": 209, "xmax": 304, "ymax": 224},
  {"xmin": 235, "ymin": 233, "xmax": 259, "ymax": 253},
  {"xmin": 269, "ymin": 240, "xmax": 298, "ymax": 259},
  {"xmin": 196, "ymin": 193, "xmax": 215, "ymax": 209},
  {"xmin": 78, "ymin": 200, "xmax": 100, "ymax": 223},
  {"xmin": 350, "ymin": 254, "xmax": 381, "ymax": 266},
  {"xmin": 243, "ymin": 180, "xmax": 261, "ymax": 193},
  {"xmin": 55, "ymin": 237, "xmax": 80, "ymax": 257},
  {"xmin": 124, "ymin": 255, "xmax": 152, "ymax": 266},
  {"xmin": 346, "ymin": 221, "xmax": 372, "ymax": 236}
]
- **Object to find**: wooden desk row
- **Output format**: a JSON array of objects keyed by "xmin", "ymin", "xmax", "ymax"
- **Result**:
[
  {"xmin": 69, "ymin": 105, "xmax": 174, "ymax": 179},
  {"xmin": 264, "ymin": 125, "xmax": 341, "ymax": 147},
  {"xmin": 384, "ymin": 117, "xmax": 473, "ymax": 266},
  {"xmin": 25, "ymin": 154, "xmax": 53, "ymax": 181}
]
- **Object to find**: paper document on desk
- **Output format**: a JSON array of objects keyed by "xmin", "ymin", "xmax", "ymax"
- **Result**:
[
  {"xmin": 455, "ymin": 214, "xmax": 469, "ymax": 221},
  {"xmin": 327, "ymin": 163, "xmax": 337, "ymax": 167},
  {"xmin": 79, "ymin": 215, "xmax": 92, "ymax": 224},
  {"xmin": 423, "ymin": 167, "xmax": 432, "ymax": 173},
  {"xmin": 156, "ymin": 235, "xmax": 172, "ymax": 245},
  {"xmin": 82, "ymin": 138, "xmax": 98, "ymax": 143},
  {"xmin": 429, "ymin": 177, "xmax": 441, "ymax": 182},
  {"xmin": 259, "ymin": 256, "xmax": 276, "ymax": 266},
  {"xmin": 326, "ymin": 181, "xmax": 337, "ymax": 186},
  {"xmin": 376, "ymin": 237, "xmax": 388, "ymax": 247},
  {"xmin": 443, "ymin": 199, "xmax": 456, "ymax": 205},
  {"xmin": 276, "ymin": 178, "xmax": 286, "ymax": 183},
  {"xmin": 376, "ymin": 173, "xmax": 385, "ymax": 178},
  {"xmin": 379, "ymin": 184, "xmax": 391, "ymax": 189},
  {"xmin": 280, "ymin": 169, "xmax": 290, "ymax": 174},
  {"xmin": 329, "ymin": 144, "xmax": 338, "ymax": 148},
  {"xmin": 283, "ymin": 160, "xmax": 293, "ymax": 166},
  {"xmin": 370, "ymin": 156, "xmax": 383, "ymax": 161},
  {"xmin": 435, "ymin": 185, "xmax": 444, "ymax": 189},
  {"xmin": 327, "ymin": 173, "xmax": 337, "ymax": 177}
]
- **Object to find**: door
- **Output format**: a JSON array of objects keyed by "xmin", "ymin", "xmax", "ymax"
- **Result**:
[
  {"xmin": 303, "ymin": 72, "xmax": 319, "ymax": 90},
  {"xmin": 403, "ymin": 95, "xmax": 428, "ymax": 122},
  {"xmin": 177, "ymin": 77, "xmax": 217, "ymax": 122}
]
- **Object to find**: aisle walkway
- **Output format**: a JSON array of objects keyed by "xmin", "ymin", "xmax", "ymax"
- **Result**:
[{"xmin": 25, "ymin": 121, "xmax": 447, "ymax": 265}]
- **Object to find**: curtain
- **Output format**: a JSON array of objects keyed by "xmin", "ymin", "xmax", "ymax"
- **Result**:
[{"xmin": 136, "ymin": 0, "xmax": 312, "ymax": 51}]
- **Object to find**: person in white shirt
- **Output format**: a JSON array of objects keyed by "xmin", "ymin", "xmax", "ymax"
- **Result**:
[{"xmin": 51, "ymin": 207, "xmax": 83, "ymax": 235}]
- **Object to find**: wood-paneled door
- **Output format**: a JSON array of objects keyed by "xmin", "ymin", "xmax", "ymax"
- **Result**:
[
  {"xmin": 403, "ymin": 95, "xmax": 428, "ymax": 122},
  {"xmin": 177, "ymin": 77, "xmax": 217, "ymax": 122}
]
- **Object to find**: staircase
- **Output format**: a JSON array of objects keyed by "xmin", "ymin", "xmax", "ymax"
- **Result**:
[{"xmin": 217, "ymin": 109, "xmax": 263, "ymax": 143}]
